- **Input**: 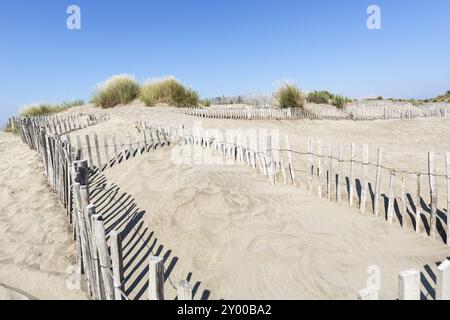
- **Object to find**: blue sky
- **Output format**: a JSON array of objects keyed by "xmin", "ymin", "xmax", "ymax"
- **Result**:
[{"xmin": 1, "ymin": 0, "xmax": 450, "ymax": 125}]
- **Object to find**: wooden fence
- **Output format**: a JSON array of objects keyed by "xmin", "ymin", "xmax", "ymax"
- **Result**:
[
  {"xmin": 174, "ymin": 126, "xmax": 450, "ymax": 299},
  {"xmin": 8, "ymin": 114, "xmax": 450, "ymax": 300},
  {"xmin": 10, "ymin": 116, "xmax": 195, "ymax": 300},
  {"xmin": 177, "ymin": 105, "xmax": 448, "ymax": 121}
]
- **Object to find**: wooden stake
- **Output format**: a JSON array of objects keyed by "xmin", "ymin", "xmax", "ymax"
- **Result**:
[
  {"xmin": 415, "ymin": 173, "xmax": 421, "ymax": 233},
  {"xmin": 349, "ymin": 143, "xmax": 355, "ymax": 206},
  {"xmin": 428, "ymin": 152, "xmax": 437, "ymax": 238},
  {"xmin": 177, "ymin": 280, "xmax": 193, "ymax": 301},
  {"xmin": 399, "ymin": 269, "xmax": 420, "ymax": 300},
  {"xmin": 446, "ymin": 153, "xmax": 450, "ymax": 245},
  {"xmin": 317, "ymin": 141, "xmax": 323, "ymax": 198},
  {"xmin": 93, "ymin": 133, "xmax": 102, "ymax": 169},
  {"xmin": 387, "ymin": 171, "xmax": 396, "ymax": 224},
  {"xmin": 337, "ymin": 143, "xmax": 344, "ymax": 204},
  {"xmin": 148, "ymin": 256, "xmax": 165, "ymax": 300},
  {"xmin": 374, "ymin": 148, "xmax": 382, "ymax": 217},
  {"xmin": 401, "ymin": 177, "xmax": 408, "ymax": 229},
  {"xmin": 110, "ymin": 230, "xmax": 124, "ymax": 300},
  {"xmin": 360, "ymin": 144, "xmax": 369, "ymax": 213},
  {"xmin": 91, "ymin": 210, "xmax": 115, "ymax": 300}
]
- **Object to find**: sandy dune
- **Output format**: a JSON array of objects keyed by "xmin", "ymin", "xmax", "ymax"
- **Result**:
[
  {"xmin": 0, "ymin": 132, "xmax": 88, "ymax": 300},
  {"xmin": 3, "ymin": 101, "xmax": 450, "ymax": 300},
  {"xmin": 87, "ymin": 145, "xmax": 448, "ymax": 300}
]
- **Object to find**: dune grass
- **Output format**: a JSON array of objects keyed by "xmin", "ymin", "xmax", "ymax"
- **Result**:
[
  {"xmin": 20, "ymin": 99, "xmax": 85, "ymax": 117},
  {"xmin": 276, "ymin": 83, "xmax": 305, "ymax": 109},
  {"xmin": 140, "ymin": 77, "xmax": 199, "ymax": 107},
  {"xmin": 306, "ymin": 90, "xmax": 352, "ymax": 109},
  {"xmin": 92, "ymin": 75, "xmax": 140, "ymax": 108}
]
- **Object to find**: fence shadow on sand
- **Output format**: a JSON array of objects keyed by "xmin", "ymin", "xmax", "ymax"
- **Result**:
[{"xmin": 87, "ymin": 166, "xmax": 212, "ymax": 300}]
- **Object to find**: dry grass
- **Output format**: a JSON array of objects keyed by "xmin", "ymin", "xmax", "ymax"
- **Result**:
[
  {"xmin": 140, "ymin": 77, "xmax": 199, "ymax": 107},
  {"xmin": 20, "ymin": 100, "xmax": 85, "ymax": 117},
  {"xmin": 92, "ymin": 75, "xmax": 140, "ymax": 108},
  {"xmin": 275, "ymin": 82, "xmax": 305, "ymax": 109}
]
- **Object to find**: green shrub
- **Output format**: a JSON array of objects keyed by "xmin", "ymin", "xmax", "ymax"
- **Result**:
[
  {"xmin": 276, "ymin": 83, "xmax": 304, "ymax": 108},
  {"xmin": 92, "ymin": 75, "xmax": 140, "ymax": 108},
  {"xmin": 306, "ymin": 91, "xmax": 333, "ymax": 104},
  {"xmin": 306, "ymin": 90, "xmax": 351, "ymax": 109},
  {"xmin": 140, "ymin": 77, "xmax": 199, "ymax": 108}
]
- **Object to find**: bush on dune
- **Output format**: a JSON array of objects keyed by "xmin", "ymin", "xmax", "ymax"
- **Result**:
[
  {"xmin": 92, "ymin": 75, "xmax": 140, "ymax": 108},
  {"xmin": 306, "ymin": 90, "xmax": 352, "ymax": 109},
  {"xmin": 140, "ymin": 77, "xmax": 199, "ymax": 108},
  {"xmin": 275, "ymin": 83, "xmax": 305, "ymax": 109},
  {"xmin": 20, "ymin": 99, "xmax": 85, "ymax": 117}
]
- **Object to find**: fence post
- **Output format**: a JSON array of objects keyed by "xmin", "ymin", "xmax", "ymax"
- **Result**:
[
  {"xmin": 415, "ymin": 173, "xmax": 421, "ymax": 233},
  {"xmin": 177, "ymin": 280, "xmax": 193, "ymax": 301},
  {"xmin": 307, "ymin": 139, "xmax": 313, "ymax": 191},
  {"xmin": 91, "ymin": 210, "xmax": 115, "ymax": 300},
  {"xmin": 337, "ymin": 143, "xmax": 344, "ymax": 204},
  {"xmin": 374, "ymin": 148, "xmax": 382, "ymax": 217},
  {"xmin": 360, "ymin": 144, "xmax": 369, "ymax": 213},
  {"xmin": 327, "ymin": 143, "xmax": 332, "ymax": 201},
  {"xmin": 285, "ymin": 136, "xmax": 296, "ymax": 186},
  {"xmin": 148, "ymin": 256, "xmax": 165, "ymax": 300},
  {"xmin": 400, "ymin": 177, "xmax": 408, "ymax": 229},
  {"xmin": 317, "ymin": 141, "xmax": 323, "ymax": 198},
  {"xmin": 110, "ymin": 230, "xmax": 124, "ymax": 300},
  {"xmin": 436, "ymin": 260, "xmax": 450, "ymax": 300},
  {"xmin": 446, "ymin": 153, "xmax": 450, "ymax": 245},
  {"xmin": 85, "ymin": 134, "xmax": 94, "ymax": 168},
  {"xmin": 349, "ymin": 143, "xmax": 355, "ymax": 206},
  {"xmin": 428, "ymin": 152, "xmax": 437, "ymax": 238},
  {"xmin": 387, "ymin": 171, "xmax": 396, "ymax": 223},
  {"xmin": 399, "ymin": 269, "xmax": 420, "ymax": 300}
]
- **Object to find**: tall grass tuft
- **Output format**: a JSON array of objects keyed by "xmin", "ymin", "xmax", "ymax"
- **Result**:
[
  {"xmin": 92, "ymin": 75, "xmax": 140, "ymax": 108},
  {"xmin": 19, "ymin": 99, "xmax": 85, "ymax": 117},
  {"xmin": 275, "ymin": 82, "xmax": 305, "ymax": 109},
  {"xmin": 140, "ymin": 77, "xmax": 199, "ymax": 108},
  {"xmin": 306, "ymin": 90, "xmax": 352, "ymax": 109}
]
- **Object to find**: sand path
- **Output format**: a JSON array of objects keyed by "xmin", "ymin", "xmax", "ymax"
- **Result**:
[{"xmin": 0, "ymin": 132, "xmax": 88, "ymax": 300}]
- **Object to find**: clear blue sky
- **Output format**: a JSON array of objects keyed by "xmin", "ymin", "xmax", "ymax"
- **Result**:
[{"xmin": 1, "ymin": 0, "xmax": 450, "ymax": 125}]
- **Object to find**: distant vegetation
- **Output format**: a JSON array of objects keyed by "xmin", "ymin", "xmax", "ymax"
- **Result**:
[
  {"xmin": 276, "ymin": 83, "xmax": 305, "ymax": 109},
  {"xmin": 20, "ymin": 100, "xmax": 85, "ymax": 117},
  {"xmin": 422, "ymin": 90, "xmax": 450, "ymax": 103},
  {"xmin": 306, "ymin": 90, "xmax": 352, "ymax": 109},
  {"xmin": 140, "ymin": 77, "xmax": 199, "ymax": 108},
  {"xmin": 92, "ymin": 75, "xmax": 140, "ymax": 108}
]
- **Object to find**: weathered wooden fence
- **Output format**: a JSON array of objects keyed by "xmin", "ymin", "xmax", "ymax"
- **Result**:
[
  {"xmin": 173, "ymin": 126, "xmax": 450, "ymax": 299},
  {"xmin": 8, "ymin": 113, "xmax": 450, "ymax": 300},
  {"xmin": 10, "ymin": 116, "xmax": 194, "ymax": 300},
  {"xmin": 177, "ymin": 104, "xmax": 448, "ymax": 121}
]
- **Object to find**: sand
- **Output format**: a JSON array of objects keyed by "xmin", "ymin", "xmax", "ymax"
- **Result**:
[
  {"xmin": 92, "ymin": 144, "xmax": 449, "ymax": 300},
  {"xmin": 3, "ymin": 101, "xmax": 450, "ymax": 300},
  {"xmin": 0, "ymin": 132, "xmax": 88, "ymax": 300}
]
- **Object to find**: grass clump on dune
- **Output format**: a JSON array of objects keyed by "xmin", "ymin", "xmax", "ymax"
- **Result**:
[
  {"xmin": 276, "ymin": 82, "xmax": 305, "ymax": 109},
  {"xmin": 306, "ymin": 90, "xmax": 352, "ymax": 109},
  {"xmin": 140, "ymin": 77, "xmax": 200, "ymax": 108},
  {"xmin": 92, "ymin": 75, "xmax": 140, "ymax": 108},
  {"xmin": 20, "ymin": 99, "xmax": 85, "ymax": 117}
]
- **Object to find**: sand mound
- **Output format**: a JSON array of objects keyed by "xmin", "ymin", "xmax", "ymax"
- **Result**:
[
  {"xmin": 95, "ymin": 145, "xmax": 449, "ymax": 300},
  {"xmin": 0, "ymin": 132, "xmax": 88, "ymax": 300}
]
